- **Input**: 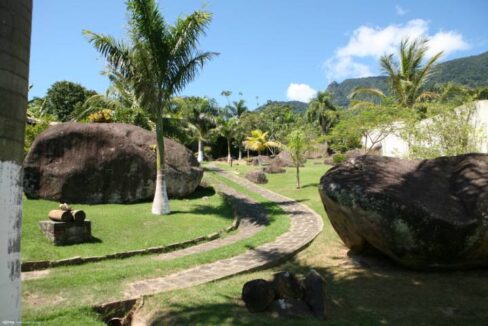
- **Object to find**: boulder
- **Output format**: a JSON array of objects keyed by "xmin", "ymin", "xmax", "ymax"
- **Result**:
[
  {"xmin": 273, "ymin": 151, "xmax": 306, "ymax": 168},
  {"xmin": 245, "ymin": 171, "xmax": 268, "ymax": 184},
  {"xmin": 242, "ymin": 279, "xmax": 275, "ymax": 313},
  {"xmin": 24, "ymin": 123, "xmax": 203, "ymax": 204},
  {"xmin": 263, "ymin": 161, "xmax": 286, "ymax": 174},
  {"xmin": 270, "ymin": 298, "xmax": 312, "ymax": 319},
  {"xmin": 272, "ymin": 272, "xmax": 303, "ymax": 299},
  {"xmin": 303, "ymin": 269, "xmax": 326, "ymax": 320},
  {"xmin": 319, "ymin": 154, "xmax": 488, "ymax": 270}
]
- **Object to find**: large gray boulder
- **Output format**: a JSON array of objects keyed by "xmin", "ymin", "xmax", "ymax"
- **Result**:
[
  {"xmin": 319, "ymin": 154, "xmax": 488, "ymax": 270},
  {"xmin": 24, "ymin": 123, "xmax": 203, "ymax": 204}
]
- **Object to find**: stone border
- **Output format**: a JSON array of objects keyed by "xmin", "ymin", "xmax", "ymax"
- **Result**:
[{"xmin": 21, "ymin": 190, "xmax": 240, "ymax": 272}]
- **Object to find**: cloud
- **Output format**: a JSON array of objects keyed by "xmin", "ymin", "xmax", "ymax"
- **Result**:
[
  {"xmin": 325, "ymin": 19, "xmax": 470, "ymax": 82},
  {"xmin": 286, "ymin": 83, "xmax": 317, "ymax": 102},
  {"xmin": 395, "ymin": 5, "xmax": 408, "ymax": 16}
]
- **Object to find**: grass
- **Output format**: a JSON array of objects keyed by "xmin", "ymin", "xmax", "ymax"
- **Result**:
[
  {"xmin": 22, "ymin": 171, "xmax": 290, "ymax": 324},
  {"xmin": 126, "ymin": 159, "xmax": 488, "ymax": 325},
  {"xmin": 22, "ymin": 185, "xmax": 233, "ymax": 261}
]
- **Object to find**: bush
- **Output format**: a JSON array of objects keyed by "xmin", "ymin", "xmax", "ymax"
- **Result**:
[{"xmin": 332, "ymin": 153, "xmax": 346, "ymax": 164}]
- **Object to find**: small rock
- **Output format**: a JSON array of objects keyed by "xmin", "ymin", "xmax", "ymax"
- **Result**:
[
  {"xmin": 272, "ymin": 271, "xmax": 303, "ymax": 299},
  {"xmin": 270, "ymin": 298, "xmax": 312, "ymax": 319},
  {"xmin": 303, "ymin": 269, "xmax": 327, "ymax": 320},
  {"xmin": 242, "ymin": 279, "xmax": 275, "ymax": 312},
  {"xmin": 245, "ymin": 171, "xmax": 268, "ymax": 184}
]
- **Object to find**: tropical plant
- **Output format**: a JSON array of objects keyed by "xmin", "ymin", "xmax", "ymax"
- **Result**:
[
  {"xmin": 284, "ymin": 130, "xmax": 311, "ymax": 189},
  {"xmin": 306, "ymin": 91, "xmax": 339, "ymax": 134},
  {"xmin": 177, "ymin": 96, "xmax": 218, "ymax": 162},
  {"xmin": 350, "ymin": 38, "xmax": 443, "ymax": 108},
  {"xmin": 243, "ymin": 129, "xmax": 280, "ymax": 163},
  {"xmin": 215, "ymin": 116, "xmax": 238, "ymax": 165},
  {"xmin": 44, "ymin": 80, "xmax": 96, "ymax": 121},
  {"xmin": 85, "ymin": 0, "xmax": 217, "ymax": 215}
]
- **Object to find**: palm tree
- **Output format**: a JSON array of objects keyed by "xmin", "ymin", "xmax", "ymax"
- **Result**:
[
  {"xmin": 0, "ymin": 0, "xmax": 32, "ymax": 320},
  {"xmin": 216, "ymin": 117, "xmax": 238, "ymax": 165},
  {"xmin": 350, "ymin": 38, "xmax": 443, "ymax": 108},
  {"xmin": 306, "ymin": 91, "xmax": 338, "ymax": 134},
  {"xmin": 230, "ymin": 99, "xmax": 248, "ymax": 160},
  {"xmin": 85, "ymin": 0, "xmax": 217, "ymax": 215},
  {"xmin": 177, "ymin": 97, "xmax": 218, "ymax": 162},
  {"xmin": 243, "ymin": 129, "xmax": 280, "ymax": 164}
]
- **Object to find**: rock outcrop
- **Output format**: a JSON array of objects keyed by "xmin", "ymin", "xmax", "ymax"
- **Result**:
[
  {"xmin": 24, "ymin": 123, "xmax": 203, "ymax": 204},
  {"xmin": 319, "ymin": 154, "xmax": 488, "ymax": 270}
]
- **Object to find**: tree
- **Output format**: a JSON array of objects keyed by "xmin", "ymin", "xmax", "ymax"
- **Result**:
[
  {"xmin": 285, "ymin": 130, "xmax": 311, "ymax": 189},
  {"xmin": 229, "ymin": 99, "xmax": 248, "ymax": 159},
  {"xmin": 306, "ymin": 91, "xmax": 338, "ymax": 134},
  {"xmin": 0, "ymin": 0, "xmax": 32, "ymax": 320},
  {"xmin": 216, "ymin": 117, "xmax": 238, "ymax": 165},
  {"xmin": 350, "ymin": 38, "xmax": 443, "ymax": 108},
  {"xmin": 85, "ymin": 0, "xmax": 217, "ymax": 215},
  {"xmin": 221, "ymin": 90, "xmax": 232, "ymax": 106},
  {"xmin": 243, "ymin": 129, "xmax": 280, "ymax": 163},
  {"xmin": 44, "ymin": 80, "xmax": 96, "ymax": 121},
  {"xmin": 177, "ymin": 97, "xmax": 218, "ymax": 162}
]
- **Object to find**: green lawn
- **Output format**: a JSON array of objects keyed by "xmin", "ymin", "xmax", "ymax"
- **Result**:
[
  {"xmin": 22, "ymin": 185, "xmax": 233, "ymax": 261},
  {"xmin": 22, "ymin": 171, "xmax": 290, "ymax": 324}
]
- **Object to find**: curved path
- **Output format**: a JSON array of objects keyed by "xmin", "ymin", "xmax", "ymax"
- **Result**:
[{"xmin": 124, "ymin": 166, "xmax": 323, "ymax": 299}]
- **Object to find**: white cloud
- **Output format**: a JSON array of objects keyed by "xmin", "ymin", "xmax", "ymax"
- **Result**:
[
  {"xmin": 286, "ymin": 83, "xmax": 317, "ymax": 103},
  {"xmin": 325, "ymin": 19, "xmax": 470, "ymax": 82},
  {"xmin": 396, "ymin": 5, "xmax": 408, "ymax": 16}
]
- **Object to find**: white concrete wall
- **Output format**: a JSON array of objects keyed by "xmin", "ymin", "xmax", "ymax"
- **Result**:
[
  {"xmin": 363, "ymin": 100, "xmax": 488, "ymax": 158},
  {"xmin": 0, "ymin": 162, "xmax": 23, "ymax": 321}
]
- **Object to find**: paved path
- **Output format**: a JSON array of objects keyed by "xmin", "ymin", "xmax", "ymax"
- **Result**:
[
  {"xmin": 156, "ymin": 181, "xmax": 268, "ymax": 261},
  {"xmin": 124, "ymin": 166, "xmax": 323, "ymax": 298}
]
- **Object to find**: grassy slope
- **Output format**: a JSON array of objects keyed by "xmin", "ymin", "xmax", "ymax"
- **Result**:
[
  {"xmin": 22, "ymin": 186, "xmax": 233, "ymax": 261},
  {"xmin": 137, "ymin": 160, "xmax": 488, "ymax": 325},
  {"xmin": 22, "ymin": 171, "xmax": 290, "ymax": 324}
]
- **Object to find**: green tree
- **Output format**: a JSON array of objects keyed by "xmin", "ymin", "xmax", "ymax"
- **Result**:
[
  {"xmin": 350, "ymin": 38, "xmax": 443, "ymax": 108},
  {"xmin": 85, "ymin": 0, "xmax": 217, "ymax": 215},
  {"xmin": 229, "ymin": 99, "xmax": 248, "ymax": 159},
  {"xmin": 285, "ymin": 130, "xmax": 311, "ymax": 189},
  {"xmin": 44, "ymin": 80, "xmax": 96, "ymax": 121},
  {"xmin": 306, "ymin": 91, "xmax": 338, "ymax": 134},
  {"xmin": 215, "ymin": 116, "xmax": 238, "ymax": 165}
]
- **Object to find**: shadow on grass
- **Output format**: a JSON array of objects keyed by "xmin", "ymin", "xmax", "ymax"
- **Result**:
[{"xmin": 300, "ymin": 183, "xmax": 319, "ymax": 189}]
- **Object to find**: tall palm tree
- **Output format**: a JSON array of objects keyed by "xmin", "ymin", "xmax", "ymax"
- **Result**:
[
  {"xmin": 243, "ymin": 129, "xmax": 280, "ymax": 164},
  {"xmin": 306, "ymin": 91, "xmax": 338, "ymax": 134},
  {"xmin": 85, "ymin": 0, "xmax": 217, "ymax": 215},
  {"xmin": 177, "ymin": 97, "xmax": 218, "ymax": 162},
  {"xmin": 230, "ymin": 99, "xmax": 248, "ymax": 159},
  {"xmin": 350, "ymin": 38, "xmax": 443, "ymax": 108},
  {"xmin": 0, "ymin": 0, "xmax": 32, "ymax": 320},
  {"xmin": 216, "ymin": 116, "xmax": 238, "ymax": 165}
]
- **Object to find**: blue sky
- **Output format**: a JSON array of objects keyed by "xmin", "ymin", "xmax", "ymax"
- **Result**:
[{"xmin": 30, "ymin": 0, "xmax": 488, "ymax": 108}]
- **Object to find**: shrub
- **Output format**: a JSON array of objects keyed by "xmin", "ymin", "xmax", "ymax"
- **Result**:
[{"xmin": 332, "ymin": 153, "xmax": 346, "ymax": 164}]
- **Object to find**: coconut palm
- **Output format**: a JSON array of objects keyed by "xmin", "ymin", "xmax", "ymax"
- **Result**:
[
  {"xmin": 177, "ymin": 97, "xmax": 218, "ymax": 162},
  {"xmin": 243, "ymin": 129, "xmax": 280, "ymax": 164},
  {"xmin": 84, "ymin": 0, "xmax": 217, "ymax": 215},
  {"xmin": 1, "ymin": 0, "xmax": 32, "ymax": 320},
  {"xmin": 350, "ymin": 38, "xmax": 443, "ymax": 108},
  {"xmin": 216, "ymin": 116, "xmax": 238, "ymax": 165},
  {"xmin": 229, "ymin": 99, "xmax": 248, "ymax": 159},
  {"xmin": 306, "ymin": 91, "xmax": 338, "ymax": 134}
]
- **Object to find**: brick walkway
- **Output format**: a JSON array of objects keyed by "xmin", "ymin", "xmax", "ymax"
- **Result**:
[{"xmin": 124, "ymin": 166, "xmax": 323, "ymax": 298}]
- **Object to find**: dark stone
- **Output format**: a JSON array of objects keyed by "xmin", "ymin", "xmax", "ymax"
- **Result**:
[
  {"xmin": 263, "ymin": 161, "xmax": 286, "ymax": 174},
  {"xmin": 242, "ymin": 279, "xmax": 275, "ymax": 312},
  {"xmin": 23, "ymin": 123, "xmax": 203, "ymax": 204},
  {"xmin": 270, "ymin": 298, "xmax": 312, "ymax": 319},
  {"xmin": 39, "ymin": 220, "xmax": 92, "ymax": 245},
  {"xmin": 245, "ymin": 171, "xmax": 268, "ymax": 184},
  {"xmin": 273, "ymin": 151, "xmax": 306, "ymax": 168},
  {"xmin": 319, "ymin": 154, "xmax": 488, "ymax": 270},
  {"xmin": 272, "ymin": 271, "xmax": 303, "ymax": 299},
  {"xmin": 303, "ymin": 269, "xmax": 327, "ymax": 320}
]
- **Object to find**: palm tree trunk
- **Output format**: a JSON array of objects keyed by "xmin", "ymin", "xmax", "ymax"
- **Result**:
[
  {"xmin": 151, "ymin": 115, "xmax": 170, "ymax": 215},
  {"xmin": 197, "ymin": 138, "xmax": 204, "ymax": 163},
  {"xmin": 238, "ymin": 147, "xmax": 242, "ymax": 161},
  {"xmin": 0, "ymin": 0, "xmax": 32, "ymax": 321},
  {"xmin": 227, "ymin": 138, "xmax": 232, "ymax": 165}
]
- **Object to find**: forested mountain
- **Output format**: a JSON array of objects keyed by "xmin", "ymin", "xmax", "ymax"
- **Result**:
[
  {"xmin": 255, "ymin": 100, "xmax": 308, "ymax": 114},
  {"xmin": 327, "ymin": 51, "xmax": 488, "ymax": 107}
]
